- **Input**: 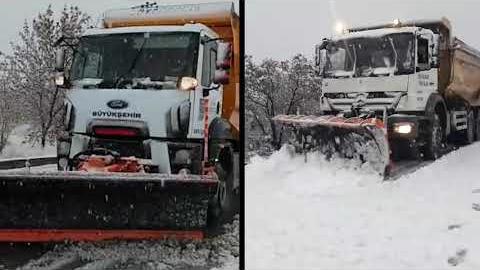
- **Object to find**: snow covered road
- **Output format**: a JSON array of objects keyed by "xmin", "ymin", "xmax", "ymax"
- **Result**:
[
  {"xmin": 246, "ymin": 143, "xmax": 480, "ymax": 269},
  {"xmin": 19, "ymin": 217, "xmax": 239, "ymax": 270}
]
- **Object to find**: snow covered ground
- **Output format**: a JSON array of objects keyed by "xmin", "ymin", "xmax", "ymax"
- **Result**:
[
  {"xmin": 16, "ymin": 216, "xmax": 238, "ymax": 270},
  {"xmin": 20, "ymin": 216, "xmax": 239, "ymax": 270},
  {"xmin": 0, "ymin": 125, "xmax": 55, "ymax": 159},
  {"xmin": 246, "ymin": 144, "xmax": 480, "ymax": 269}
]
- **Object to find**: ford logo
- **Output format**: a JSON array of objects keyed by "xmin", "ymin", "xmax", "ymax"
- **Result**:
[{"xmin": 107, "ymin": 100, "xmax": 128, "ymax": 109}]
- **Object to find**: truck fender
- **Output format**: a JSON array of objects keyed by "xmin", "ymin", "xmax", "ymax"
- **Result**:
[
  {"xmin": 209, "ymin": 117, "xmax": 235, "ymax": 141},
  {"xmin": 425, "ymin": 93, "xmax": 450, "ymax": 136}
]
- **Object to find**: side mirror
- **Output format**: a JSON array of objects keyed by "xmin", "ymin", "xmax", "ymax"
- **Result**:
[
  {"xmin": 55, "ymin": 48, "xmax": 65, "ymax": 72},
  {"xmin": 431, "ymin": 56, "xmax": 439, "ymax": 68},
  {"xmin": 315, "ymin": 45, "xmax": 321, "ymax": 66},
  {"xmin": 315, "ymin": 46, "xmax": 327, "ymax": 76},
  {"xmin": 213, "ymin": 69, "xmax": 229, "ymax": 85},
  {"xmin": 315, "ymin": 40, "xmax": 329, "ymax": 64},
  {"xmin": 217, "ymin": 42, "xmax": 232, "ymax": 69}
]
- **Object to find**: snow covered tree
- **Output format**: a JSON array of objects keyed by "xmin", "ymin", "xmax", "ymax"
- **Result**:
[
  {"xmin": 0, "ymin": 56, "xmax": 22, "ymax": 152},
  {"xmin": 245, "ymin": 54, "xmax": 322, "ymax": 151},
  {"xmin": 7, "ymin": 5, "xmax": 90, "ymax": 147}
]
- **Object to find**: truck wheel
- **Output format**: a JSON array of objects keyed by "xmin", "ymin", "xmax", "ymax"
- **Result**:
[
  {"xmin": 459, "ymin": 110, "xmax": 477, "ymax": 145},
  {"xmin": 465, "ymin": 110, "xmax": 475, "ymax": 144},
  {"xmin": 424, "ymin": 113, "xmax": 443, "ymax": 160},
  {"xmin": 476, "ymin": 111, "xmax": 480, "ymax": 141},
  {"xmin": 207, "ymin": 144, "xmax": 237, "ymax": 231}
]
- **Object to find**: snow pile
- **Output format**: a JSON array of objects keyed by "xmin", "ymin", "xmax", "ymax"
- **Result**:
[
  {"xmin": 0, "ymin": 125, "xmax": 55, "ymax": 159},
  {"xmin": 246, "ymin": 145, "xmax": 480, "ymax": 269},
  {"xmin": 21, "ymin": 216, "xmax": 239, "ymax": 270}
]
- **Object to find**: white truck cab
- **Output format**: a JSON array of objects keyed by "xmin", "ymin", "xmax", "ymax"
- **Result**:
[
  {"xmin": 315, "ymin": 18, "xmax": 480, "ymax": 160},
  {"xmin": 318, "ymin": 25, "xmax": 439, "ymax": 114},
  {"xmin": 55, "ymin": 3, "xmax": 235, "ymax": 175}
]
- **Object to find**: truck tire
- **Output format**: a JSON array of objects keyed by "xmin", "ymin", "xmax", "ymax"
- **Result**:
[
  {"xmin": 476, "ymin": 110, "xmax": 480, "ymax": 141},
  {"xmin": 207, "ymin": 143, "xmax": 237, "ymax": 232},
  {"xmin": 454, "ymin": 110, "xmax": 475, "ymax": 144},
  {"xmin": 464, "ymin": 110, "xmax": 475, "ymax": 144},
  {"xmin": 424, "ymin": 113, "xmax": 443, "ymax": 160}
]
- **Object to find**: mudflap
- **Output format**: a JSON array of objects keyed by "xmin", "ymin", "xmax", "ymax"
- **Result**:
[
  {"xmin": 273, "ymin": 115, "xmax": 391, "ymax": 175},
  {"xmin": 0, "ymin": 172, "xmax": 218, "ymax": 242}
]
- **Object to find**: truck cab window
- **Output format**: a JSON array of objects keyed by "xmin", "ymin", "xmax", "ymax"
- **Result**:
[
  {"xmin": 417, "ymin": 38, "xmax": 429, "ymax": 71},
  {"xmin": 71, "ymin": 32, "xmax": 199, "ymax": 89}
]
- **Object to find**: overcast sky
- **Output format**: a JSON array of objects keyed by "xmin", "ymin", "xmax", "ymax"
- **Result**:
[
  {"xmin": 246, "ymin": 0, "xmax": 480, "ymax": 60},
  {"xmin": 0, "ymin": 0, "xmax": 239, "ymax": 54},
  {"xmin": 2, "ymin": 1, "xmax": 477, "ymax": 60}
]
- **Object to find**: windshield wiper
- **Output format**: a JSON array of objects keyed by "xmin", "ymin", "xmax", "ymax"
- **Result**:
[{"xmin": 113, "ymin": 37, "xmax": 148, "ymax": 88}]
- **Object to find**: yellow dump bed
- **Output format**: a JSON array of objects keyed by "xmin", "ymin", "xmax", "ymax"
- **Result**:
[{"xmin": 446, "ymin": 38, "xmax": 480, "ymax": 106}]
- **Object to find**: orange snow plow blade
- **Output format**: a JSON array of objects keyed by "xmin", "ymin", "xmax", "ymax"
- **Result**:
[
  {"xmin": 0, "ymin": 171, "xmax": 218, "ymax": 242},
  {"xmin": 0, "ymin": 229, "xmax": 204, "ymax": 242},
  {"xmin": 273, "ymin": 114, "xmax": 391, "ymax": 174}
]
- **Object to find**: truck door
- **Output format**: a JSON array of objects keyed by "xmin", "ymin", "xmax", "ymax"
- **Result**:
[
  {"xmin": 413, "ymin": 31, "xmax": 438, "ymax": 110},
  {"xmin": 202, "ymin": 39, "xmax": 220, "ymax": 121},
  {"xmin": 191, "ymin": 36, "xmax": 220, "ymax": 139}
]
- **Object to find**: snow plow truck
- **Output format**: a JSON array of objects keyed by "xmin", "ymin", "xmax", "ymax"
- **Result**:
[
  {"xmin": 274, "ymin": 18, "xmax": 480, "ymax": 175},
  {"xmin": 0, "ymin": 2, "xmax": 240, "ymax": 242}
]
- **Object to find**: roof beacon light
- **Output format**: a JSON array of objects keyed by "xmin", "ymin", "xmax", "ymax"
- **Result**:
[
  {"xmin": 335, "ymin": 21, "xmax": 346, "ymax": 34},
  {"xmin": 393, "ymin": 18, "xmax": 401, "ymax": 27}
]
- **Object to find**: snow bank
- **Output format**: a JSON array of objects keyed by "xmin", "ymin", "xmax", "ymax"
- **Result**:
[
  {"xmin": 0, "ymin": 125, "xmax": 55, "ymax": 159},
  {"xmin": 246, "ymin": 145, "xmax": 480, "ymax": 269}
]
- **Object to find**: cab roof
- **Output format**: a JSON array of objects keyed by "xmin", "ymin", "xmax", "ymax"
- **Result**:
[
  {"xmin": 346, "ymin": 17, "xmax": 451, "ymax": 35},
  {"xmin": 332, "ymin": 26, "xmax": 418, "ymax": 41},
  {"xmin": 83, "ymin": 24, "xmax": 218, "ymax": 38}
]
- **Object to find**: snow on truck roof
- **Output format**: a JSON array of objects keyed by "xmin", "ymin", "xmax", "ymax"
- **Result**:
[
  {"xmin": 332, "ymin": 27, "xmax": 418, "ymax": 41},
  {"xmin": 347, "ymin": 17, "xmax": 451, "ymax": 33},
  {"xmin": 329, "ymin": 18, "xmax": 452, "ymax": 42},
  {"xmin": 102, "ymin": 2, "xmax": 235, "ymax": 29},
  {"xmin": 83, "ymin": 24, "xmax": 218, "ymax": 37}
]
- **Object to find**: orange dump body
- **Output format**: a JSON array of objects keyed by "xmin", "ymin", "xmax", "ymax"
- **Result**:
[{"xmin": 446, "ymin": 38, "xmax": 480, "ymax": 106}]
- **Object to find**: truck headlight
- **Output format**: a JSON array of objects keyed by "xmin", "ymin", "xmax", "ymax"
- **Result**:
[
  {"xmin": 178, "ymin": 77, "xmax": 198, "ymax": 91},
  {"xmin": 393, "ymin": 122, "xmax": 413, "ymax": 134}
]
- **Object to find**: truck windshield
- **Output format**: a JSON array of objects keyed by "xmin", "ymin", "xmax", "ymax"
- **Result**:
[
  {"xmin": 324, "ymin": 33, "xmax": 414, "ymax": 78},
  {"xmin": 71, "ymin": 32, "xmax": 199, "ymax": 89}
]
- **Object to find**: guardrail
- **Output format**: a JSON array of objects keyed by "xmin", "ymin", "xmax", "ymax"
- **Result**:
[{"xmin": 0, "ymin": 156, "xmax": 57, "ymax": 170}]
